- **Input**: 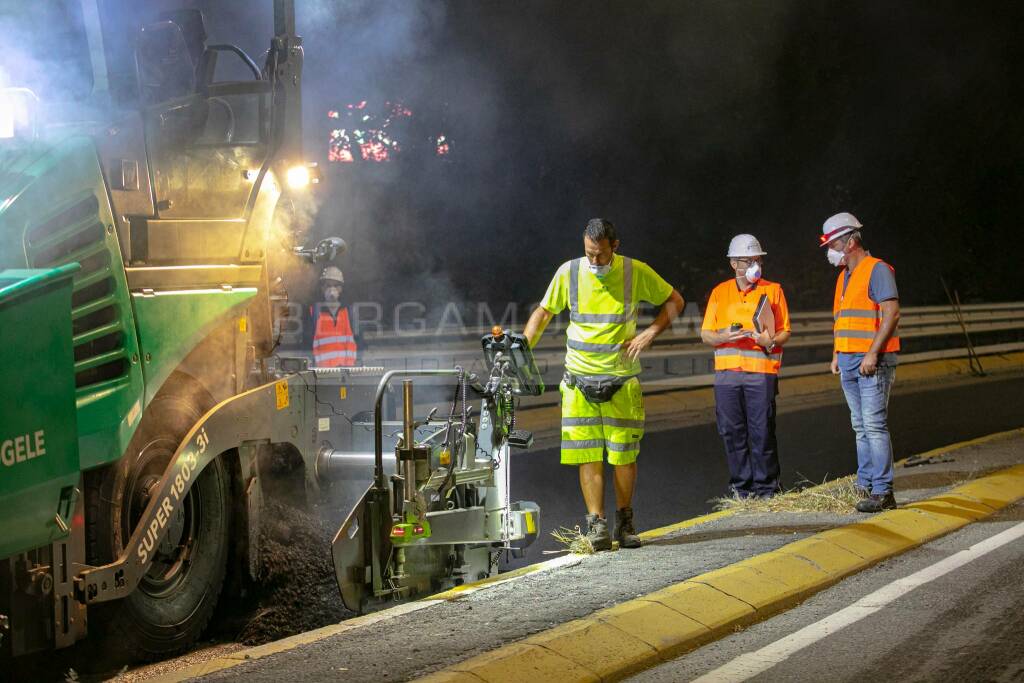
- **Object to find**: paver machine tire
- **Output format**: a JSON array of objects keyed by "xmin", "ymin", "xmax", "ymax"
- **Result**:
[{"xmin": 84, "ymin": 382, "xmax": 230, "ymax": 662}]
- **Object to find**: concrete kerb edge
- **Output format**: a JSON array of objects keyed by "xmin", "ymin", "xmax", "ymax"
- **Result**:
[
  {"xmin": 158, "ymin": 428, "xmax": 1024, "ymax": 682},
  {"xmin": 416, "ymin": 445, "xmax": 1024, "ymax": 683}
]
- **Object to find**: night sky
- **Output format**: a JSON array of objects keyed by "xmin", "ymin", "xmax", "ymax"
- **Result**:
[{"xmin": 75, "ymin": 1, "xmax": 1024, "ymax": 317}]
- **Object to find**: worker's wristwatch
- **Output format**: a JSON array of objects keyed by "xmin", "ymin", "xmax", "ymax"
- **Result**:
[{"xmin": 766, "ymin": 341, "xmax": 777, "ymax": 353}]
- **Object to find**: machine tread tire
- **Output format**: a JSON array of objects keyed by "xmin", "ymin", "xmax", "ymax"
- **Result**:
[{"xmin": 84, "ymin": 384, "xmax": 230, "ymax": 663}]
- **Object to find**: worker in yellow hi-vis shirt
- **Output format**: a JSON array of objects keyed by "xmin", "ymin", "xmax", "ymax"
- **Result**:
[{"xmin": 524, "ymin": 218, "xmax": 684, "ymax": 551}]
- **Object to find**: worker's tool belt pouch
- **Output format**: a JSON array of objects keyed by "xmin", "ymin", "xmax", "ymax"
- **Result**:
[{"xmin": 564, "ymin": 372, "xmax": 629, "ymax": 404}]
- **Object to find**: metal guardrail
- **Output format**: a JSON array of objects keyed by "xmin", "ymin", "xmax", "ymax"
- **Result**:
[
  {"xmin": 283, "ymin": 302, "xmax": 1024, "ymax": 401},
  {"xmin": 353, "ymin": 301, "xmax": 1024, "ymax": 349}
]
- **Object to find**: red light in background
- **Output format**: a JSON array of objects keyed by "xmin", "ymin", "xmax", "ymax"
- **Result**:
[
  {"xmin": 436, "ymin": 134, "xmax": 450, "ymax": 156},
  {"xmin": 329, "ymin": 147, "xmax": 354, "ymax": 163},
  {"xmin": 327, "ymin": 102, "xmax": 449, "ymax": 164},
  {"xmin": 360, "ymin": 141, "xmax": 389, "ymax": 162}
]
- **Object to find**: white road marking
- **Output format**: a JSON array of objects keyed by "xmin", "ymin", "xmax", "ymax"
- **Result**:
[{"xmin": 692, "ymin": 520, "xmax": 1024, "ymax": 683}]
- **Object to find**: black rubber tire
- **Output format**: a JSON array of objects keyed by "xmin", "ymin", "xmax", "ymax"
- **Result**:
[{"xmin": 85, "ymin": 389, "xmax": 230, "ymax": 662}]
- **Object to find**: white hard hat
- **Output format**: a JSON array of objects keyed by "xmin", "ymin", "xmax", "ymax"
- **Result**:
[
  {"xmin": 320, "ymin": 265, "xmax": 345, "ymax": 284},
  {"xmin": 726, "ymin": 234, "xmax": 766, "ymax": 258},
  {"xmin": 819, "ymin": 212, "xmax": 863, "ymax": 247}
]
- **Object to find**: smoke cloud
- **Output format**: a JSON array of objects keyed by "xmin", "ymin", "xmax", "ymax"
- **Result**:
[
  {"xmin": 259, "ymin": 1, "xmax": 1024, "ymax": 319},
  {"xmin": 7, "ymin": 1, "xmax": 1024, "ymax": 325}
]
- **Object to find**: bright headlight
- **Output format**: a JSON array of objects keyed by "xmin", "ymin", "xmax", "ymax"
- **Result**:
[
  {"xmin": 285, "ymin": 165, "xmax": 311, "ymax": 189},
  {"xmin": 0, "ymin": 88, "xmax": 39, "ymax": 140}
]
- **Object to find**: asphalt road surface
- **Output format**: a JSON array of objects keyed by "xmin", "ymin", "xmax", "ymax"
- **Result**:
[
  {"xmin": 12, "ymin": 373, "xmax": 1022, "ymax": 682},
  {"xmin": 511, "ymin": 373, "xmax": 1024, "ymax": 565},
  {"xmin": 630, "ymin": 500, "xmax": 1024, "ymax": 682}
]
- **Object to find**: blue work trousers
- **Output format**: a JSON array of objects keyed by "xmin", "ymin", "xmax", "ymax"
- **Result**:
[
  {"xmin": 839, "ymin": 364, "xmax": 896, "ymax": 494},
  {"xmin": 713, "ymin": 371, "xmax": 781, "ymax": 498}
]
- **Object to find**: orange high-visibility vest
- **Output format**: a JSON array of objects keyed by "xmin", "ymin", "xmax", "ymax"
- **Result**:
[
  {"xmin": 833, "ymin": 256, "xmax": 900, "ymax": 354},
  {"xmin": 312, "ymin": 306, "xmax": 358, "ymax": 367},
  {"xmin": 703, "ymin": 279, "xmax": 789, "ymax": 374}
]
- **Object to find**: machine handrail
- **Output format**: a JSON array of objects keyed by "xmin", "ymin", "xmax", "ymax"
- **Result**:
[{"xmin": 371, "ymin": 369, "xmax": 464, "ymax": 489}]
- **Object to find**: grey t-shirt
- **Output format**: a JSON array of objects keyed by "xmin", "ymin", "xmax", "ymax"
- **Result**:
[{"xmin": 838, "ymin": 261, "xmax": 899, "ymax": 372}]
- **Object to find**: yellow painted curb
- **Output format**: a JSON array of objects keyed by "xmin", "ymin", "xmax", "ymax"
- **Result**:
[
  {"xmin": 523, "ymin": 618, "xmax": 656, "ymax": 680},
  {"xmin": 417, "ymin": 460, "xmax": 1024, "ymax": 683},
  {"xmin": 777, "ymin": 537, "xmax": 868, "ymax": 577},
  {"xmin": 643, "ymin": 582, "xmax": 754, "ymax": 635},
  {"xmin": 813, "ymin": 521, "xmax": 915, "ymax": 560},
  {"xmin": 743, "ymin": 552, "xmax": 833, "ymax": 600},
  {"xmin": 689, "ymin": 564, "xmax": 789, "ymax": 611},
  {"xmin": 902, "ymin": 497, "xmax": 986, "ymax": 525},
  {"xmin": 864, "ymin": 508, "xmax": 959, "ymax": 544},
  {"xmin": 447, "ymin": 642, "xmax": 599, "ymax": 683},
  {"xmin": 598, "ymin": 599, "xmax": 710, "ymax": 660}
]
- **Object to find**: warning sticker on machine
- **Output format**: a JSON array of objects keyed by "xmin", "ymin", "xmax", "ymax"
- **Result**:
[{"xmin": 275, "ymin": 380, "xmax": 290, "ymax": 410}]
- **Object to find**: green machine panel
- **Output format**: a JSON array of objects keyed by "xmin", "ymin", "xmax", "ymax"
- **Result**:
[
  {"xmin": 0, "ymin": 135, "xmax": 147, "ymax": 471},
  {"xmin": 132, "ymin": 287, "xmax": 258, "ymax": 404},
  {"xmin": 0, "ymin": 265, "xmax": 80, "ymax": 558}
]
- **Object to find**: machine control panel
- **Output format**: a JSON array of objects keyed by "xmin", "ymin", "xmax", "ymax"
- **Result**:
[{"xmin": 481, "ymin": 329, "xmax": 545, "ymax": 397}]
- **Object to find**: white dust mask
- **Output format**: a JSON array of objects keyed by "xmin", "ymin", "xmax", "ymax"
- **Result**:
[
  {"xmin": 743, "ymin": 261, "xmax": 761, "ymax": 283},
  {"xmin": 826, "ymin": 248, "xmax": 846, "ymax": 267},
  {"xmin": 588, "ymin": 255, "xmax": 614, "ymax": 278}
]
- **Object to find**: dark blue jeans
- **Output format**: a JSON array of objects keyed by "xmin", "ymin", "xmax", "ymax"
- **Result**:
[
  {"xmin": 839, "ymin": 364, "xmax": 896, "ymax": 494},
  {"xmin": 713, "ymin": 371, "xmax": 781, "ymax": 497}
]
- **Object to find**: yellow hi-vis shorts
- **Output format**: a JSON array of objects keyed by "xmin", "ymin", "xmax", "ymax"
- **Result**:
[{"xmin": 559, "ymin": 376, "xmax": 645, "ymax": 465}]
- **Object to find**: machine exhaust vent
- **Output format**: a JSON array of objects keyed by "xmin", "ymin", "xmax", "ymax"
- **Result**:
[{"xmin": 27, "ymin": 194, "xmax": 129, "ymax": 389}]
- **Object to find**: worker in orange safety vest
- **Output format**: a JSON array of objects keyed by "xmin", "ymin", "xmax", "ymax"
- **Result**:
[
  {"xmin": 701, "ymin": 234, "xmax": 791, "ymax": 499},
  {"xmin": 311, "ymin": 265, "xmax": 358, "ymax": 367},
  {"xmin": 820, "ymin": 212, "xmax": 900, "ymax": 513}
]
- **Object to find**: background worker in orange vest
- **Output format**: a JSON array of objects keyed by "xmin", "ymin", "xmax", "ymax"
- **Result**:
[
  {"xmin": 311, "ymin": 265, "xmax": 359, "ymax": 367},
  {"xmin": 701, "ymin": 234, "xmax": 791, "ymax": 498},
  {"xmin": 820, "ymin": 212, "xmax": 901, "ymax": 513}
]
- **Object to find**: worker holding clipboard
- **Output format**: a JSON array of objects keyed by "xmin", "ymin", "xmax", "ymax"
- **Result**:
[{"xmin": 700, "ymin": 234, "xmax": 791, "ymax": 498}]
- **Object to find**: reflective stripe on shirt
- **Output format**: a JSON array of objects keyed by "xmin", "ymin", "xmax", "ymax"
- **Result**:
[
  {"xmin": 567, "ymin": 338, "xmax": 623, "ymax": 353},
  {"xmin": 313, "ymin": 335, "xmax": 356, "ymax": 347},
  {"xmin": 568, "ymin": 257, "xmax": 635, "ymax": 324}
]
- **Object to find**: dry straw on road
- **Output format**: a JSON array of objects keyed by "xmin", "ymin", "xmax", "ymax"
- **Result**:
[
  {"xmin": 712, "ymin": 476, "xmax": 862, "ymax": 514},
  {"xmin": 549, "ymin": 525, "xmax": 596, "ymax": 555},
  {"xmin": 550, "ymin": 473, "xmax": 915, "ymax": 554}
]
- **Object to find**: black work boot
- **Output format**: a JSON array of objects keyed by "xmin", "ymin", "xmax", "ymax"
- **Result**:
[
  {"xmin": 855, "ymin": 486, "xmax": 872, "ymax": 501},
  {"xmin": 856, "ymin": 491, "xmax": 896, "ymax": 513},
  {"xmin": 614, "ymin": 507, "xmax": 642, "ymax": 549},
  {"xmin": 584, "ymin": 513, "xmax": 612, "ymax": 552}
]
